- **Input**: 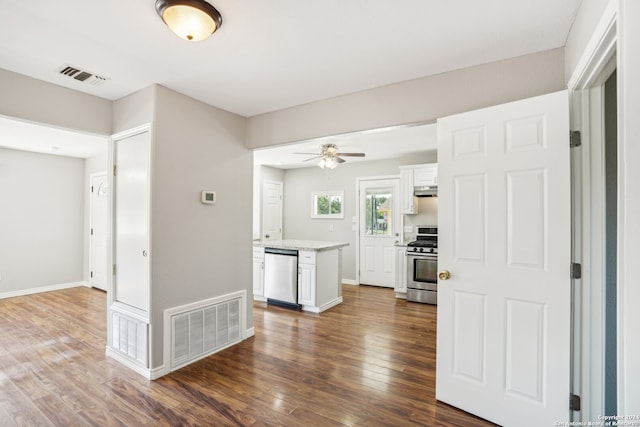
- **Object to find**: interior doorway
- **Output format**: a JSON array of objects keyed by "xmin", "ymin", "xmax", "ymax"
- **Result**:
[
  {"xmin": 603, "ymin": 69, "xmax": 617, "ymax": 417},
  {"xmin": 568, "ymin": 9, "xmax": 617, "ymax": 418}
]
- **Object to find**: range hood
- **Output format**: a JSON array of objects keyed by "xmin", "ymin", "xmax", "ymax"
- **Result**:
[{"xmin": 414, "ymin": 186, "xmax": 438, "ymax": 197}]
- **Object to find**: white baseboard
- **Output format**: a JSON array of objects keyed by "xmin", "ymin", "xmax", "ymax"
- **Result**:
[
  {"xmin": 0, "ymin": 281, "xmax": 88, "ymax": 300},
  {"xmin": 342, "ymin": 279, "xmax": 358, "ymax": 286},
  {"xmin": 245, "ymin": 327, "xmax": 255, "ymax": 338},
  {"xmin": 105, "ymin": 347, "xmax": 152, "ymax": 379}
]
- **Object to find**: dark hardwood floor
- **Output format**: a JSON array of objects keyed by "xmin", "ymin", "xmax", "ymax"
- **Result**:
[{"xmin": 0, "ymin": 285, "xmax": 496, "ymax": 426}]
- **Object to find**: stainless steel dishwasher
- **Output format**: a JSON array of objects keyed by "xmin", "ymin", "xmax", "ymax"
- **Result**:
[{"xmin": 263, "ymin": 247, "xmax": 301, "ymax": 310}]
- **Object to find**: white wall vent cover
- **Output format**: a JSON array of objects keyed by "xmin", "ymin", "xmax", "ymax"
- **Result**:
[
  {"xmin": 58, "ymin": 64, "xmax": 110, "ymax": 86},
  {"xmin": 111, "ymin": 311, "xmax": 148, "ymax": 366},
  {"xmin": 170, "ymin": 296, "xmax": 242, "ymax": 371}
]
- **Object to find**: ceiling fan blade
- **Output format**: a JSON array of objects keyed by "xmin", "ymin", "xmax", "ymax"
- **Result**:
[
  {"xmin": 294, "ymin": 152, "xmax": 322, "ymax": 155},
  {"xmin": 335, "ymin": 152, "xmax": 365, "ymax": 157},
  {"xmin": 334, "ymin": 156, "xmax": 346, "ymax": 164},
  {"xmin": 302, "ymin": 155, "xmax": 323, "ymax": 162}
]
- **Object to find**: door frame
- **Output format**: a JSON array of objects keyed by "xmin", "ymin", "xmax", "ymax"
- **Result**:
[
  {"xmin": 355, "ymin": 175, "xmax": 400, "ymax": 286},
  {"xmin": 567, "ymin": 2, "xmax": 617, "ymax": 421},
  {"xmin": 108, "ymin": 123, "xmax": 153, "ymax": 315},
  {"xmin": 89, "ymin": 172, "xmax": 108, "ymax": 291}
]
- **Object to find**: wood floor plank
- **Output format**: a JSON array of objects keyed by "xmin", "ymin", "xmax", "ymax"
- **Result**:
[{"xmin": 0, "ymin": 285, "xmax": 497, "ymax": 426}]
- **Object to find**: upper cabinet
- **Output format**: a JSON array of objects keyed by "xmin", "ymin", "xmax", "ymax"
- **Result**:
[
  {"xmin": 399, "ymin": 167, "xmax": 418, "ymax": 214},
  {"xmin": 399, "ymin": 163, "xmax": 438, "ymax": 215},
  {"xmin": 414, "ymin": 164, "xmax": 438, "ymax": 187}
]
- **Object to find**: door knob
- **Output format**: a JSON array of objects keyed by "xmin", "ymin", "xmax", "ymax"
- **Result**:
[
  {"xmin": 438, "ymin": 270, "xmax": 451, "ymax": 280},
  {"xmin": 265, "ymin": 234, "xmax": 270, "ymax": 239},
  {"xmin": 142, "ymin": 250, "xmax": 148, "ymax": 257}
]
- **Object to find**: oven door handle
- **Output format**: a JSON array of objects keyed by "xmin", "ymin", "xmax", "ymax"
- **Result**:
[{"xmin": 406, "ymin": 253, "xmax": 438, "ymax": 260}]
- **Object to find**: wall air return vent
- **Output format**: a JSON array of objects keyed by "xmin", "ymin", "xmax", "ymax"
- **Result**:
[
  {"xmin": 58, "ymin": 64, "xmax": 110, "ymax": 86},
  {"xmin": 164, "ymin": 291, "xmax": 246, "ymax": 373}
]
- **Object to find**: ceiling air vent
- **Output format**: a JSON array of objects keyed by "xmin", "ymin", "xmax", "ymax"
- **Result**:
[{"xmin": 58, "ymin": 64, "xmax": 110, "ymax": 86}]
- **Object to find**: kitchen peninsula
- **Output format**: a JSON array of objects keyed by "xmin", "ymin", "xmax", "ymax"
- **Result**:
[{"xmin": 252, "ymin": 240, "xmax": 348, "ymax": 313}]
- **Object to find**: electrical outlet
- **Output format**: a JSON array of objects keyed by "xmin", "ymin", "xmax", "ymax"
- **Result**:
[
  {"xmin": 404, "ymin": 225, "xmax": 413, "ymax": 233},
  {"xmin": 329, "ymin": 224, "xmax": 334, "ymax": 232}
]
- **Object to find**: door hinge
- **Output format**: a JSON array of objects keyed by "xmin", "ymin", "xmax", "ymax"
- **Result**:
[
  {"xmin": 571, "ymin": 262, "xmax": 582, "ymax": 279},
  {"xmin": 91, "ymin": 185, "xmax": 94, "ymax": 193},
  {"xmin": 113, "ymin": 264, "xmax": 117, "ymax": 275},
  {"xmin": 90, "ymin": 271, "xmax": 93, "ymax": 278},
  {"xmin": 113, "ymin": 165, "xmax": 117, "ymax": 176},
  {"xmin": 90, "ymin": 228, "xmax": 94, "ymax": 236},
  {"xmin": 570, "ymin": 130, "xmax": 582, "ymax": 148},
  {"xmin": 570, "ymin": 393, "xmax": 581, "ymax": 411}
]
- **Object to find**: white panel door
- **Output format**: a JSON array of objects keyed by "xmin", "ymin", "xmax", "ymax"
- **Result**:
[
  {"xmin": 436, "ymin": 91, "xmax": 571, "ymax": 426},
  {"xmin": 114, "ymin": 131, "xmax": 150, "ymax": 312},
  {"xmin": 359, "ymin": 178, "xmax": 400, "ymax": 287},
  {"xmin": 90, "ymin": 174, "xmax": 108, "ymax": 291},
  {"xmin": 262, "ymin": 181, "xmax": 282, "ymax": 241}
]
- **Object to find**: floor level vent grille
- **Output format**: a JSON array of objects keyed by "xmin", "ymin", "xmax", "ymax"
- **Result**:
[{"xmin": 170, "ymin": 297, "xmax": 241, "ymax": 370}]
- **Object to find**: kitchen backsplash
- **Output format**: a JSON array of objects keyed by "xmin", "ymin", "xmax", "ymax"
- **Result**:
[{"xmin": 403, "ymin": 197, "xmax": 438, "ymax": 242}]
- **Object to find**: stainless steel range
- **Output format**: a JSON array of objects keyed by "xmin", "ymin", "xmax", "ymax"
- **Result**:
[{"xmin": 406, "ymin": 226, "xmax": 438, "ymax": 304}]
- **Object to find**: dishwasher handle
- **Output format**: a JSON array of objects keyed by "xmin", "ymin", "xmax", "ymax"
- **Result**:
[{"xmin": 265, "ymin": 247, "xmax": 298, "ymax": 257}]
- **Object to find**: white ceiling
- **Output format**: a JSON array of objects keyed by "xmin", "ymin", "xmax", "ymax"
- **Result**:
[
  {"xmin": 0, "ymin": 0, "xmax": 582, "ymax": 164},
  {"xmin": 0, "ymin": 0, "xmax": 582, "ymax": 118},
  {"xmin": 0, "ymin": 117, "xmax": 107, "ymax": 158}
]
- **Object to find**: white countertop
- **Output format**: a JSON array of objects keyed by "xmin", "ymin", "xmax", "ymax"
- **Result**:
[{"xmin": 253, "ymin": 239, "xmax": 349, "ymax": 252}]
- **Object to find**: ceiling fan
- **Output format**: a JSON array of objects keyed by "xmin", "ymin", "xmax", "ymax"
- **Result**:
[{"xmin": 295, "ymin": 143, "xmax": 365, "ymax": 169}]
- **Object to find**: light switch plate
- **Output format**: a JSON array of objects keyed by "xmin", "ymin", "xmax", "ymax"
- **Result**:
[{"xmin": 404, "ymin": 225, "xmax": 413, "ymax": 233}]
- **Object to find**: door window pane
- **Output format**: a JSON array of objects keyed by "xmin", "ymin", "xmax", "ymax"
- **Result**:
[{"xmin": 365, "ymin": 188, "xmax": 393, "ymax": 236}]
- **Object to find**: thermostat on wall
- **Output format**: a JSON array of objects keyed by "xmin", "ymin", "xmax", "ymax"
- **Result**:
[{"xmin": 201, "ymin": 190, "xmax": 216, "ymax": 204}]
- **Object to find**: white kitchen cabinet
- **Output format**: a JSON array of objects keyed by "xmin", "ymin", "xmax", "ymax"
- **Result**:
[
  {"xmin": 399, "ymin": 166, "xmax": 418, "ymax": 214},
  {"xmin": 253, "ymin": 242, "xmax": 346, "ymax": 313},
  {"xmin": 252, "ymin": 246, "xmax": 265, "ymax": 300},
  {"xmin": 413, "ymin": 164, "xmax": 438, "ymax": 187},
  {"xmin": 298, "ymin": 257, "xmax": 316, "ymax": 307},
  {"xmin": 298, "ymin": 250, "xmax": 317, "ymax": 307},
  {"xmin": 297, "ymin": 248, "xmax": 342, "ymax": 313},
  {"xmin": 394, "ymin": 246, "xmax": 407, "ymax": 298}
]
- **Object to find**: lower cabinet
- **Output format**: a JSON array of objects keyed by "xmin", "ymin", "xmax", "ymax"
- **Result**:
[
  {"xmin": 394, "ymin": 246, "xmax": 407, "ymax": 297},
  {"xmin": 298, "ymin": 249, "xmax": 342, "ymax": 313},
  {"xmin": 298, "ymin": 259, "xmax": 316, "ymax": 306}
]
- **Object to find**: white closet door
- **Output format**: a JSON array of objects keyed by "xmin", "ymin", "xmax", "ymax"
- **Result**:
[{"xmin": 114, "ymin": 131, "xmax": 150, "ymax": 312}]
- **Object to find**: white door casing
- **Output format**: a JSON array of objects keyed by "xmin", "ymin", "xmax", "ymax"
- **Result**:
[
  {"xmin": 262, "ymin": 180, "xmax": 282, "ymax": 241},
  {"xmin": 436, "ymin": 91, "xmax": 571, "ymax": 426},
  {"xmin": 358, "ymin": 177, "xmax": 400, "ymax": 287},
  {"xmin": 114, "ymin": 131, "xmax": 150, "ymax": 312},
  {"xmin": 90, "ymin": 173, "xmax": 108, "ymax": 291}
]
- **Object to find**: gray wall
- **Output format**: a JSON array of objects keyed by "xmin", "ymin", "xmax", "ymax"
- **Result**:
[
  {"xmin": 564, "ymin": 0, "xmax": 611, "ymax": 83},
  {"xmin": 0, "ymin": 68, "xmax": 112, "ymax": 135},
  {"xmin": 149, "ymin": 85, "xmax": 252, "ymax": 368},
  {"xmin": 281, "ymin": 152, "xmax": 436, "ymax": 280},
  {"xmin": 0, "ymin": 148, "xmax": 84, "ymax": 293},
  {"xmin": 247, "ymin": 48, "xmax": 565, "ymax": 149}
]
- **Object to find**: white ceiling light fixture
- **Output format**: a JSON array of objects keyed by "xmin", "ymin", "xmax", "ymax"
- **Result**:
[
  {"xmin": 297, "ymin": 143, "xmax": 365, "ymax": 169},
  {"xmin": 155, "ymin": 0, "xmax": 222, "ymax": 42}
]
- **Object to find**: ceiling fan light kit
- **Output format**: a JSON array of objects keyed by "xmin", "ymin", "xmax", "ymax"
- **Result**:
[
  {"xmin": 155, "ymin": 0, "xmax": 222, "ymax": 42},
  {"xmin": 296, "ymin": 143, "xmax": 365, "ymax": 169}
]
